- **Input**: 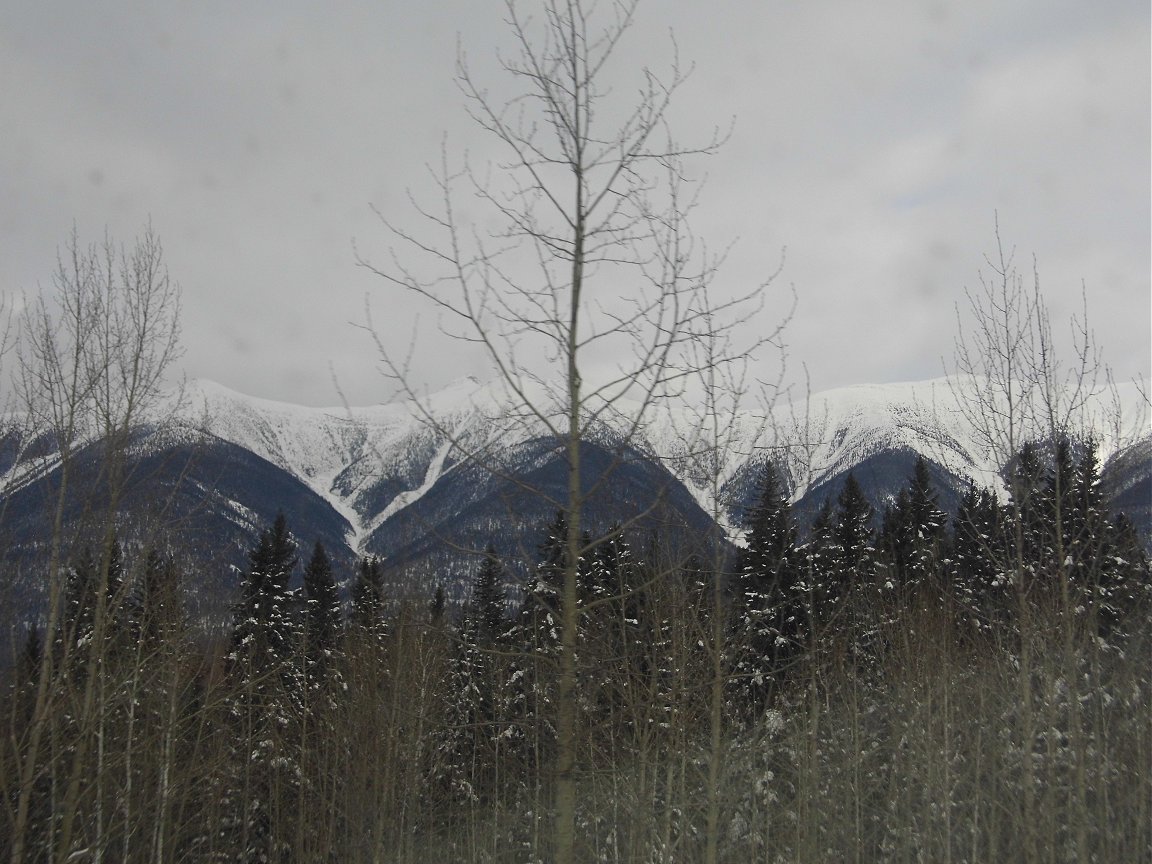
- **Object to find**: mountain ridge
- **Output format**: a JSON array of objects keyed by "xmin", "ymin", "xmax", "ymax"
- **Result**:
[
  {"xmin": 173, "ymin": 372, "xmax": 1149, "ymax": 532},
  {"xmin": 2, "ymin": 374, "xmax": 1147, "ymax": 612}
]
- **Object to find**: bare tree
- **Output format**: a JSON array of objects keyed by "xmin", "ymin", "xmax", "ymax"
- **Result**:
[
  {"xmin": 359, "ymin": 2, "xmax": 779, "ymax": 859},
  {"xmin": 947, "ymin": 217, "xmax": 1145, "ymax": 864},
  {"xmin": 6, "ymin": 225, "xmax": 182, "ymax": 864}
]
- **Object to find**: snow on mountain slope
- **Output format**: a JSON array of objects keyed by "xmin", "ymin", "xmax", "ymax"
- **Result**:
[
  {"xmin": 176, "ymin": 377, "xmax": 559, "ymax": 552},
  {"xmin": 173, "ymin": 374, "xmax": 1150, "ymax": 551},
  {"xmin": 780, "ymin": 376, "xmax": 1148, "ymax": 500}
]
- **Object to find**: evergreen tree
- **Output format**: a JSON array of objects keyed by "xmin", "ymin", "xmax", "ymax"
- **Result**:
[
  {"xmin": 470, "ymin": 544, "xmax": 507, "ymax": 646},
  {"xmin": 948, "ymin": 484, "xmax": 1007, "ymax": 629},
  {"xmin": 59, "ymin": 537, "xmax": 127, "ymax": 661},
  {"xmin": 587, "ymin": 527, "xmax": 648, "ymax": 715},
  {"xmin": 1006, "ymin": 440, "xmax": 1046, "ymax": 574},
  {"xmin": 1099, "ymin": 513, "xmax": 1152, "ymax": 635},
  {"xmin": 20, "ymin": 622, "xmax": 43, "ymax": 688},
  {"xmin": 61, "ymin": 547, "xmax": 98, "ymax": 658},
  {"xmin": 736, "ymin": 460, "xmax": 798, "ymax": 608},
  {"xmin": 105, "ymin": 536, "xmax": 126, "ymax": 617},
  {"xmin": 435, "ymin": 546, "xmax": 518, "ymax": 802},
  {"xmin": 1068, "ymin": 440, "xmax": 1104, "ymax": 552},
  {"xmin": 834, "ymin": 472, "xmax": 875, "ymax": 584},
  {"xmin": 878, "ymin": 455, "xmax": 946, "ymax": 599},
  {"xmin": 798, "ymin": 498, "xmax": 839, "ymax": 635},
  {"xmin": 429, "ymin": 584, "xmax": 447, "ymax": 627},
  {"xmin": 520, "ymin": 511, "xmax": 572, "ymax": 649},
  {"xmin": 232, "ymin": 512, "xmax": 299, "ymax": 664},
  {"xmin": 302, "ymin": 541, "xmax": 340, "ymax": 677},
  {"xmin": 830, "ymin": 472, "xmax": 877, "ymax": 654},
  {"xmin": 351, "ymin": 555, "xmax": 385, "ymax": 635},
  {"xmin": 1043, "ymin": 436, "xmax": 1078, "ymax": 564},
  {"xmin": 131, "ymin": 548, "xmax": 185, "ymax": 651},
  {"xmin": 732, "ymin": 460, "xmax": 800, "ymax": 706},
  {"xmin": 223, "ymin": 512, "xmax": 302, "ymax": 863}
]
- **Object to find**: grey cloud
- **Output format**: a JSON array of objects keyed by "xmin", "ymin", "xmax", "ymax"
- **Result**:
[{"xmin": 0, "ymin": 0, "xmax": 1146, "ymax": 406}]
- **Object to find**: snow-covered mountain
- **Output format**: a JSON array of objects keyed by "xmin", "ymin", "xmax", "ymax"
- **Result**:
[{"xmin": 3, "ymin": 374, "xmax": 1147, "ymax": 604}]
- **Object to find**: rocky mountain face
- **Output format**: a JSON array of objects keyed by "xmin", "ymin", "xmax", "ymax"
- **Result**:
[{"xmin": 2, "ymin": 375, "xmax": 1147, "ymax": 608}]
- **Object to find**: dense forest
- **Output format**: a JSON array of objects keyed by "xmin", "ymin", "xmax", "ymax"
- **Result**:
[{"xmin": 2, "ymin": 438, "xmax": 1149, "ymax": 862}]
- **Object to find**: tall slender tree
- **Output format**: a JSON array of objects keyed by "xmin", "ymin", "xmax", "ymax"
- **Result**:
[
  {"xmin": 233, "ymin": 512, "xmax": 298, "ymax": 665},
  {"xmin": 732, "ymin": 460, "xmax": 800, "ymax": 706},
  {"xmin": 360, "ymin": 2, "xmax": 771, "ymax": 856},
  {"xmin": 351, "ymin": 554, "xmax": 385, "ymax": 636},
  {"xmin": 834, "ymin": 472, "xmax": 875, "ymax": 585},
  {"xmin": 471, "ymin": 544, "xmax": 508, "ymax": 646},
  {"xmin": 302, "ymin": 540, "xmax": 340, "ymax": 679}
]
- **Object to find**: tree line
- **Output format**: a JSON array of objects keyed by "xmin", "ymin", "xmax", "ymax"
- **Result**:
[{"xmin": 3, "ymin": 432, "xmax": 1147, "ymax": 862}]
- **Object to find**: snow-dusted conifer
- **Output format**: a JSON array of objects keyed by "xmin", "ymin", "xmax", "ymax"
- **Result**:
[
  {"xmin": 351, "ymin": 554, "xmax": 385, "ymax": 637},
  {"xmin": 878, "ymin": 455, "xmax": 946, "ymax": 599},
  {"xmin": 302, "ymin": 540, "xmax": 340, "ymax": 680},
  {"xmin": 732, "ymin": 460, "xmax": 800, "ymax": 707},
  {"xmin": 834, "ymin": 472, "xmax": 875, "ymax": 585}
]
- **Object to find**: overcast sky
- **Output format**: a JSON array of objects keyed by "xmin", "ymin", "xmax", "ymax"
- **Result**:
[{"xmin": 2, "ymin": 1, "xmax": 1148, "ymax": 407}]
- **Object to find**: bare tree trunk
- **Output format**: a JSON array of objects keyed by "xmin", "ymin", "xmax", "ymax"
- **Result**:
[{"xmin": 361, "ymin": 2, "xmax": 773, "ymax": 858}]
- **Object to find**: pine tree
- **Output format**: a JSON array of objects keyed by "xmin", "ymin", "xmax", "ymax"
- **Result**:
[
  {"xmin": 1068, "ymin": 440, "xmax": 1103, "ymax": 553},
  {"xmin": 831, "ymin": 472, "xmax": 877, "ymax": 654},
  {"xmin": 520, "ymin": 511, "xmax": 571, "ymax": 650},
  {"xmin": 587, "ymin": 527, "xmax": 649, "ymax": 717},
  {"xmin": 59, "ymin": 537, "xmax": 127, "ymax": 662},
  {"xmin": 1044, "ymin": 436, "xmax": 1078, "ymax": 562},
  {"xmin": 61, "ymin": 547, "xmax": 98, "ymax": 659},
  {"xmin": 1099, "ymin": 513, "xmax": 1151, "ymax": 635}
]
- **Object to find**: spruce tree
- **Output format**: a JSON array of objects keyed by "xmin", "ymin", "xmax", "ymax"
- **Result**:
[
  {"xmin": 59, "ymin": 537, "xmax": 127, "ymax": 662},
  {"xmin": 302, "ymin": 541, "xmax": 340, "ymax": 678},
  {"xmin": 132, "ymin": 548, "xmax": 185, "ymax": 651},
  {"xmin": 733, "ymin": 460, "xmax": 800, "ymax": 706},
  {"xmin": 834, "ymin": 472, "xmax": 875, "ymax": 584},
  {"xmin": 471, "ymin": 544, "xmax": 507, "ymax": 646},
  {"xmin": 351, "ymin": 555, "xmax": 385, "ymax": 635},
  {"xmin": 1068, "ymin": 440, "xmax": 1104, "ymax": 552},
  {"xmin": 949, "ymin": 484, "xmax": 1006, "ymax": 629},
  {"xmin": 223, "ymin": 512, "xmax": 301, "ymax": 863},
  {"xmin": 587, "ymin": 527, "xmax": 648, "ymax": 717},
  {"xmin": 1100, "ymin": 513, "xmax": 1151, "ymax": 635},
  {"xmin": 520, "ymin": 511, "xmax": 571, "ymax": 649},
  {"xmin": 61, "ymin": 548, "xmax": 98, "ymax": 659},
  {"xmin": 436, "ymin": 545, "xmax": 515, "ymax": 802},
  {"xmin": 1006, "ymin": 440, "xmax": 1046, "ymax": 575},
  {"xmin": 233, "ymin": 512, "xmax": 299, "ymax": 664},
  {"xmin": 879, "ymin": 455, "xmax": 946, "ymax": 599},
  {"xmin": 831, "ymin": 472, "xmax": 877, "ymax": 653},
  {"xmin": 799, "ymin": 498, "xmax": 839, "ymax": 635},
  {"xmin": 736, "ymin": 460, "xmax": 798, "ymax": 608}
]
